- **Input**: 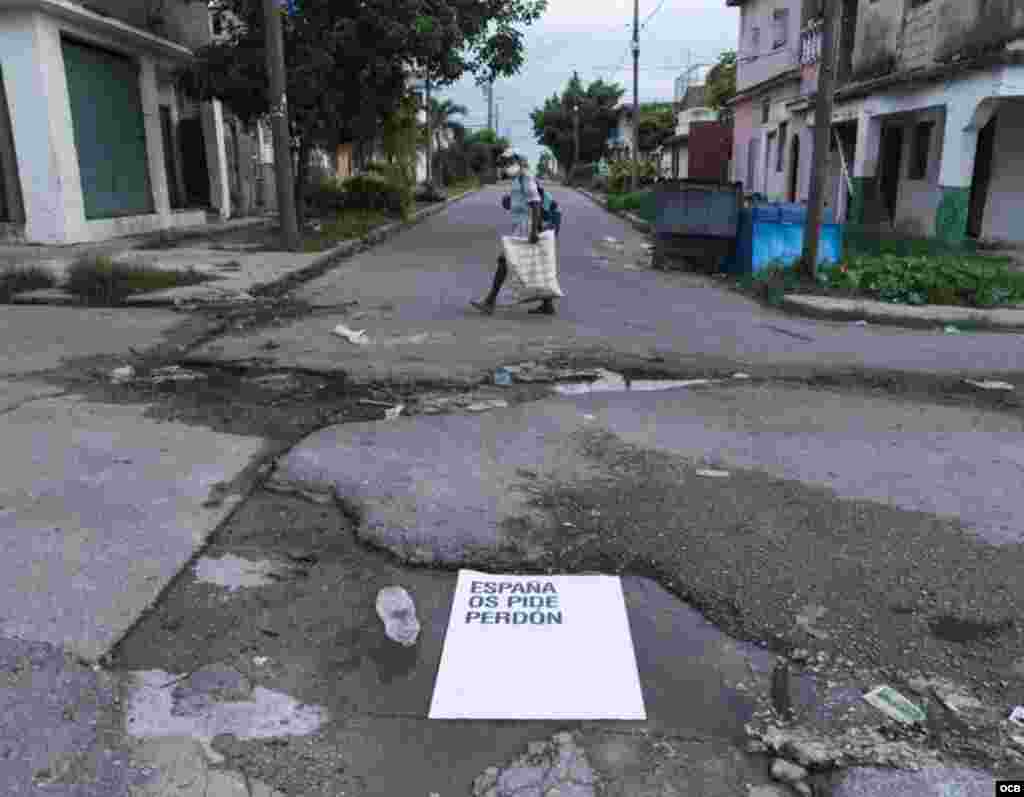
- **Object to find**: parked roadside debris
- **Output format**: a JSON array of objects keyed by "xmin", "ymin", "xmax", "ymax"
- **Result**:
[
  {"xmin": 944, "ymin": 325, "xmax": 962, "ymax": 335},
  {"xmin": 697, "ymin": 469, "xmax": 731, "ymax": 478},
  {"xmin": 494, "ymin": 368, "xmax": 513, "ymax": 386},
  {"xmin": 795, "ymin": 604, "xmax": 830, "ymax": 640},
  {"xmin": 333, "ymin": 323, "xmax": 370, "ymax": 344},
  {"xmin": 863, "ymin": 686, "xmax": 926, "ymax": 725},
  {"xmin": 733, "ymin": 372, "xmax": 752, "ymax": 379},
  {"xmin": 907, "ymin": 677, "xmax": 986, "ymax": 718},
  {"xmin": 1009, "ymin": 705, "xmax": 1024, "ymax": 728},
  {"xmin": 149, "ymin": 365, "xmax": 207, "ymax": 384},
  {"xmin": 964, "ymin": 379, "xmax": 1014, "ymax": 391},
  {"xmin": 500, "ymin": 361, "xmax": 602, "ymax": 384},
  {"xmin": 253, "ymin": 656, "xmax": 268, "ymax": 666},
  {"xmin": 466, "ymin": 399, "xmax": 509, "ymax": 413},
  {"xmin": 770, "ymin": 759, "xmax": 810, "ymax": 795},
  {"xmin": 384, "ymin": 404, "xmax": 405, "ymax": 420},
  {"xmin": 110, "ymin": 365, "xmax": 135, "ymax": 383},
  {"xmin": 750, "ymin": 724, "xmax": 941, "ymax": 771},
  {"xmin": 359, "ymin": 399, "xmax": 397, "ymax": 408},
  {"xmin": 853, "ymin": 320, "xmax": 869, "ymax": 326},
  {"xmin": 601, "ymin": 236, "xmax": 624, "ymax": 248},
  {"xmin": 376, "ymin": 587, "xmax": 420, "ymax": 647}
]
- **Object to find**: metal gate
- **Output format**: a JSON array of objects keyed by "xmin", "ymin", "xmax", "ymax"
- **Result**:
[{"xmin": 61, "ymin": 38, "xmax": 153, "ymax": 219}]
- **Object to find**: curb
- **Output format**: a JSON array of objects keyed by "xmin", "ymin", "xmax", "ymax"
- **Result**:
[
  {"xmin": 782, "ymin": 293, "xmax": 1024, "ymax": 331},
  {"xmin": 574, "ymin": 187, "xmax": 653, "ymax": 233},
  {"xmin": 250, "ymin": 187, "xmax": 480, "ymax": 299}
]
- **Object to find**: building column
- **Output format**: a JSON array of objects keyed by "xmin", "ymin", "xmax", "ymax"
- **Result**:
[
  {"xmin": 850, "ymin": 112, "xmax": 882, "ymax": 225},
  {"xmin": 200, "ymin": 98, "xmax": 230, "ymax": 219},
  {"xmin": 935, "ymin": 104, "xmax": 979, "ymax": 248},
  {"xmin": 139, "ymin": 57, "xmax": 171, "ymax": 224},
  {"xmin": 0, "ymin": 12, "xmax": 87, "ymax": 243}
]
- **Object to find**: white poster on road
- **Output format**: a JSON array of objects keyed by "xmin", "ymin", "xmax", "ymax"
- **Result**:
[{"xmin": 428, "ymin": 570, "xmax": 646, "ymax": 720}]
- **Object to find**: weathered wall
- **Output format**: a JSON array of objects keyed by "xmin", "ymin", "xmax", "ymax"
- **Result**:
[
  {"xmin": 937, "ymin": 0, "xmax": 1024, "ymax": 62},
  {"xmin": 736, "ymin": 0, "xmax": 801, "ymax": 92},
  {"xmin": 900, "ymin": 1, "xmax": 939, "ymax": 71},
  {"xmin": 852, "ymin": 0, "xmax": 901, "ymax": 80},
  {"xmin": 688, "ymin": 121, "xmax": 733, "ymax": 182},
  {"xmin": 982, "ymin": 100, "xmax": 1024, "ymax": 242},
  {"xmin": 892, "ymin": 108, "xmax": 945, "ymax": 236}
]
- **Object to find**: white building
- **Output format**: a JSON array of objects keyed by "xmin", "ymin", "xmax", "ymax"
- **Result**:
[{"xmin": 0, "ymin": 0, "xmax": 272, "ymax": 245}]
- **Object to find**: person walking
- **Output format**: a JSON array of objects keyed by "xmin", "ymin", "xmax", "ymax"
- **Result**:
[{"xmin": 471, "ymin": 155, "xmax": 557, "ymax": 316}]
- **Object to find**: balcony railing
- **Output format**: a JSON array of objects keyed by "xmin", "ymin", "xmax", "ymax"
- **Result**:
[{"xmin": 800, "ymin": 19, "xmax": 822, "ymax": 65}]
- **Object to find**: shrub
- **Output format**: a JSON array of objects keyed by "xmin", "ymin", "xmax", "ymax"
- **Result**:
[
  {"xmin": 607, "ymin": 159, "xmax": 656, "ymax": 193},
  {"xmin": 0, "ymin": 265, "xmax": 57, "ymax": 302},
  {"xmin": 305, "ymin": 176, "xmax": 348, "ymax": 216},
  {"xmin": 818, "ymin": 253, "xmax": 1024, "ymax": 308},
  {"xmin": 66, "ymin": 256, "xmax": 210, "ymax": 305},
  {"xmin": 340, "ymin": 173, "xmax": 410, "ymax": 216},
  {"xmin": 606, "ymin": 190, "xmax": 648, "ymax": 213}
]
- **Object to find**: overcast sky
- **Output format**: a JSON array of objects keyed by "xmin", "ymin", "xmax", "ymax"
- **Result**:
[{"xmin": 437, "ymin": 0, "xmax": 739, "ymax": 169}]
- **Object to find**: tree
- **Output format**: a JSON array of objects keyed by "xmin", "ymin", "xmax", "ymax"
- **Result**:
[
  {"xmin": 180, "ymin": 0, "xmax": 546, "ymax": 227},
  {"xmin": 637, "ymin": 103, "xmax": 675, "ymax": 154},
  {"xmin": 421, "ymin": 97, "xmax": 468, "ymax": 185},
  {"xmin": 530, "ymin": 72, "xmax": 624, "ymax": 176},
  {"xmin": 705, "ymin": 51, "xmax": 737, "ymax": 111},
  {"xmin": 463, "ymin": 128, "xmax": 512, "ymax": 178}
]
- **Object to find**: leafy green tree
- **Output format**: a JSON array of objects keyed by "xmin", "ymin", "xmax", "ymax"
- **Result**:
[
  {"xmin": 180, "ymin": 0, "xmax": 546, "ymax": 226},
  {"xmin": 530, "ymin": 71, "xmax": 624, "ymax": 177},
  {"xmin": 537, "ymin": 150, "xmax": 553, "ymax": 178},
  {"xmin": 706, "ymin": 51, "xmax": 737, "ymax": 110},
  {"xmin": 637, "ymin": 103, "xmax": 676, "ymax": 154}
]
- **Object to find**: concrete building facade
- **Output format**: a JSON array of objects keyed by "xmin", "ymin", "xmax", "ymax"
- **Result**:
[{"xmin": 728, "ymin": 0, "xmax": 1024, "ymax": 246}]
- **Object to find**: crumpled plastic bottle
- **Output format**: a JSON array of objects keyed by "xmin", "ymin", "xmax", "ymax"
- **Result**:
[{"xmin": 375, "ymin": 586, "xmax": 420, "ymax": 647}]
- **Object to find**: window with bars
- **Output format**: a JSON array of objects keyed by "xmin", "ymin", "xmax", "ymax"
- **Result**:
[
  {"xmin": 909, "ymin": 121, "xmax": 933, "ymax": 180},
  {"xmin": 777, "ymin": 122, "xmax": 788, "ymax": 172}
]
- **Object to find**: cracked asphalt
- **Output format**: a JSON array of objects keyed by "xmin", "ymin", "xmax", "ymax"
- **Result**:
[{"xmin": 5, "ymin": 182, "xmax": 1024, "ymax": 795}]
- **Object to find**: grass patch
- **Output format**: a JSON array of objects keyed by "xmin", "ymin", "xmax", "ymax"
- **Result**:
[
  {"xmin": 300, "ymin": 209, "xmax": 392, "ymax": 253},
  {"xmin": 729, "ymin": 251, "xmax": 1024, "ymax": 312},
  {"xmin": 0, "ymin": 265, "xmax": 57, "ymax": 302},
  {"xmin": 844, "ymin": 226, "xmax": 979, "ymax": 258},
  {"xmin": 65, "ymin": 256, "xmax": 211, "ymax": 305},
  {"xmin": 446, "ymin": 176, "xmax": 481, "ymax": 195}
]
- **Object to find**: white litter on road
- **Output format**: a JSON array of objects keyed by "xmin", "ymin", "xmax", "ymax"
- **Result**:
[
  {"xmin": 1009, "ymin": 705, "xmax": 1024, "ymax": 728},
  {"xmin": 863, "ymin": 685, "xmax": 927, "ymax": 724},
  {"xmin": 384, "ymin": 404, "xmax": 405, "ymax": 420},
  {"xmin": 964, "ymin": 379, "xmax": 1014, "ymax": 391},
  {"xmin": 111, "ymin": 366, "xmax": 135, "ymax": 383},
  {"xmin": 696, "ymin": 469, "xmax": 731, "ymax": 478},
  {"xmin": 193, "ymin": 554, "xmax": 284, "ymax": 591},
  {"xmin": 376, "ymin": 586, "xmax": 421, "ymax": 646},
  {"xmin": 333, "ymin": 323, "xmax": 370, "ymax": 344}
]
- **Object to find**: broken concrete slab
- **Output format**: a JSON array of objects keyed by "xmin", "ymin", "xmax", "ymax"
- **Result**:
[
  {"xmin": 828, "ymin": 765, "xmax": 995, "ymax": 796},
  {"xmin": 0, "ymin": 395, "xmax": 264, "ymax": 660},
  {"xmin": 0, "ymin": 306, "xmax": 184, "ymax": 377}
]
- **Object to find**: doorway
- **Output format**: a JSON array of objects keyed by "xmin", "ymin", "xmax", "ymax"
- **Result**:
[
  {"xmin": 879, "ymin": 124, "xmax": 903, "ymax": 224},
  {"xmin": 968, "ymin": 115, "xmax": 997, "ymax": 239},
  {"xmin": 746, "ymin": 137, "xmax": 760, "ymax": 196},
  {"xmin": 788, "ymin": 133, "xmax": 800, "ymax": 202}
]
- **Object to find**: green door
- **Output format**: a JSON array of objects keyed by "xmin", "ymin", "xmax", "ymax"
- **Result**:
[{"xmin": 62, "ymin": 38, "xmax": 153, "ymax": 219}]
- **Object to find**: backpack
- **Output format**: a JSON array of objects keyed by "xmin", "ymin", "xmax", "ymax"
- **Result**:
[{"xmin": 522, "ymin": 175, "xmax": 561, "ymax": 232}]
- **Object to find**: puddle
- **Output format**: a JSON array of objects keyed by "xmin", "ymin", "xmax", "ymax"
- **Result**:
[
  {"xmin": 123, "ymin": 668, "xmax": 327, "ymax": 763},
  {"xmin": 553, "ymin": 369, "xmax": 716, "ymax": 396},
  {"xmin": 193, "ymin": 554, "xmax": 292, "ymax": 591}
]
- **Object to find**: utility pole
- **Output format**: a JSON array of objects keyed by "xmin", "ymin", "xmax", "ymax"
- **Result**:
[
  {"xmin": 802, "ymin": 0, "xmax": 839, "ymax": 280},
  {"xmin": 487, "ymin": 80, "xmax": 494, "ymax": 132},
  {"xmin": 264, "ymin": 0, "xmax": 299, "ymax": 250},
  {"xmin": 573, "ymin": 103, "xmax": 580, "ymax": 183},
  {"xmin": 631, "ymin": 0, "xmax": 640, "ymax": 192},
  {"xmin": 424, "ymin": 66, "xmax": 432, "ymax": 188}
]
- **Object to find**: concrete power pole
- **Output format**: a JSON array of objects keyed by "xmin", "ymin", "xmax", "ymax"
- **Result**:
[
  {"xmin": 425, "ymin": 68, "xmax": 432, "ymax": 188},
  {"xmin": 264, "ymin": 0, "xmax": 299, "ymax": 251},
  {"xmin": 574, "ymin": 103, "xmax": 580, "ymax": 180},
  {"xmin": 802, "ymin": 0, "xmax": 840, "ymax": 280},
  {"xmin": 487, "ymin": 81, "xmax": 494, "ymax": 132},
  {"xmin": 631, "ymin": 0, "xmax": 640, "ymax": 192}
]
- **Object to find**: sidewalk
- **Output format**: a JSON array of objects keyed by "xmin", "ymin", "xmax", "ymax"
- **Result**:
[{"xmin": 4, "ymin": 188, "xmax": 478, "ymax": 306}]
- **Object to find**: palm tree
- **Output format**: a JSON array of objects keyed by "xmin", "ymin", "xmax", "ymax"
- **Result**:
[{"xmin": 422, "ymin": 98, "xmax": 468, "ymax": 185}]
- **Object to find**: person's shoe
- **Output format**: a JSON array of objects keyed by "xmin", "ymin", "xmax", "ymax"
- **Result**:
[
  {"xmin": 470, "ymin": 300, "xmax": 495, "ymax": 315},
  {"xmin": 528, "ymin": 303, "xmax": 556, "ymax": 315}
]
